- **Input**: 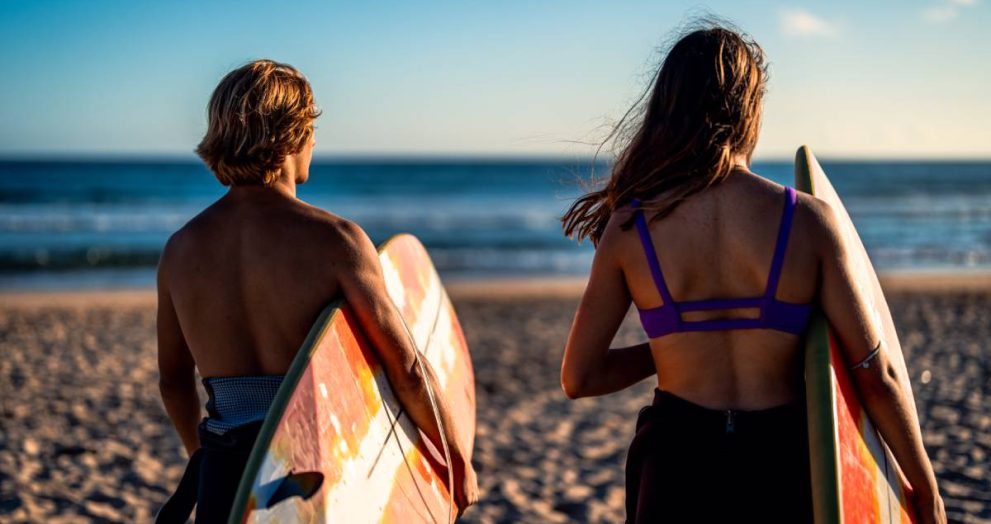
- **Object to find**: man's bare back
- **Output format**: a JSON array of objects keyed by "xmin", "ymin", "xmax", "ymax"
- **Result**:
[{"xmin": 160, "ymin": 186, "xmax": 354, "ymax": 377}]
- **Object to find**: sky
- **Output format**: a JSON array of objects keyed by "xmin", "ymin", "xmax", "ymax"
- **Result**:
[{"xmin": 0, "ymin": 0, "xmax": 989, "ymax": 160}]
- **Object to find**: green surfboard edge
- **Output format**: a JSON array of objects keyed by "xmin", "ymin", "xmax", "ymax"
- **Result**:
[
  {"xmin": 226, "ymin": 234, "xmax": 411, "ymax": 524},
  {"xmin": 795, "ymin": 145, "xmax": 842, "ymax": 524},
  {"xmin": 227, "ymin": 300, "xmax": 342, "ymax": 524}
]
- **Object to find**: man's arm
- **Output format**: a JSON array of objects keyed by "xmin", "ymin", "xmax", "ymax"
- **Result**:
[
  {"xmin": 157, "ymin": 252, "xmax": 201, "ymax": 456},
  {"xmin": 333, "ymin": 222, "xmax": 478, "ymax": 512}
]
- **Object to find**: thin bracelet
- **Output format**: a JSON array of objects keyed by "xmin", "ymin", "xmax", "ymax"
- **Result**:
[{"xmin": 850, "ymin": 340, "xmax": 882, "ymax": 370}]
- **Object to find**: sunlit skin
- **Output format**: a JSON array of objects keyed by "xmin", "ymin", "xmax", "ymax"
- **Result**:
[
  {"xmin": 560, "ymin": 154, "xmax": 945, "ymax": 523},
  {"xmin": 156, "ymin": 133, "xmax": 479, "ymax": 513}
]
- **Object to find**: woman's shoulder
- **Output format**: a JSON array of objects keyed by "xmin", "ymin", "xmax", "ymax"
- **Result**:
[
  {"xmin": 748, "ymin": 174, "xmax": 841, "ymax": 244},
  {"xmin": 791, "ymin": 189, "xmax": 843, "ymax": 254},
  {"xmin": 594, "ymin": 202, "xmax": 645, "ymax": 262}
]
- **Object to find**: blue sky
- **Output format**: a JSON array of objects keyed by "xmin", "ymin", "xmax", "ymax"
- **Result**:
[{"xmin": 0, "ymin": 1, "xmax": 988, "ymax": 159}]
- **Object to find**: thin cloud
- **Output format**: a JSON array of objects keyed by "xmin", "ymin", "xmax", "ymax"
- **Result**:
[
  {"xmin": 923, "ymin": 5, "xmax": 959, "ymax": 21},
  {"xmin": 923, "ymin": 0, "xmax": 979, "ymax": 22},
  {"xmin": 780, "ymin": 9, "xmax": 838, "ymax": 37}
]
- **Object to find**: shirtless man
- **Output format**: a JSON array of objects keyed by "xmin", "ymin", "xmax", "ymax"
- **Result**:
[{"xmin": 156, "ymin": 60, "xmax": 477, "ymax": 522}]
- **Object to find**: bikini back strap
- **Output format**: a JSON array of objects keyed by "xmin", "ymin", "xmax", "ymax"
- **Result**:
[
  {"xmin": 631, "ymin": 198, "xmax": 675, "ymax": 305},
  {"xmin": 765, "ymin": 187, "xmax": 797, "ymax": 299}
]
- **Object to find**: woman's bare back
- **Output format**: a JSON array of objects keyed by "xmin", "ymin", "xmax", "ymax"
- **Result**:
[
  {"xmin": 607, "ymin": 172, "xmax": 823, "ymax": 409},
  {"xmin": 159, "ymin": 188, "xmax": 350, "ymax": 378}
]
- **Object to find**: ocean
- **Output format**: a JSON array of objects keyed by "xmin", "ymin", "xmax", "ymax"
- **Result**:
[{"xmin": 1, "ymin": 159, "xmax": 989, "ymax": 290}]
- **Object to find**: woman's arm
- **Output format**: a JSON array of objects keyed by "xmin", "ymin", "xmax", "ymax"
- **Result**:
[
  {"xmin": 156, "ymin": 249, "xmax": 202, "ymax": 456},
  {"xmin": 561, "ymin": 229, "xmax": 656, "ymax": 399},
  {"xmin": 816, "ymin": 202, "xmax": 944, "ymax": 522},
  {"xmin": 334, "ymin": 222, "xmax": 477, "ymax": 514}
]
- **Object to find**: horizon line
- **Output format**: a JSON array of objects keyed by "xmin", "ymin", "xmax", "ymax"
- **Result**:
[{"xmin": 1, "ymin": 151, "xmax": 991, "ymax": 164}]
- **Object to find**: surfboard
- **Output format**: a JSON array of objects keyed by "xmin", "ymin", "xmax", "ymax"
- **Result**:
[
  {"xmin": 795, "ymin": 146, "xmax": 918, "ymax": 523},
  {"xmin": 228, "ymin": 234, "xmax": 476, "ymax": 524}
]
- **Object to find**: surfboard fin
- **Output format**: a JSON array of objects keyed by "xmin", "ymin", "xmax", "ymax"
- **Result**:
[{"xmin": 261, "ymin": 471, "xmax": 325, "ymax": 510}]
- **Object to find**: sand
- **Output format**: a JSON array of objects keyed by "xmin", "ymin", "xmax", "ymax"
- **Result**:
[{"xmin": 0, "ymin": 276, "xmax": 989, "ymax": 523}]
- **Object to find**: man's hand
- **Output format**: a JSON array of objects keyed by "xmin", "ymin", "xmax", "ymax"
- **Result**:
[
  {"xmin": 453, "ymin": 459, "xmax": 479, "ymax": 517},
  {"xmin": 913, "ymin": 490, "xmax": 946, "ymax": 524}
]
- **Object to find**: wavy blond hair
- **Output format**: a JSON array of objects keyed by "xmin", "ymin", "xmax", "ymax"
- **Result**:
[{"xmin": 196, "ymin": 60, "xmax": 321, "ymax": 186}]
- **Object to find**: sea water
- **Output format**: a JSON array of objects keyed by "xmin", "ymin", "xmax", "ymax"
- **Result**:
[{"xmin": 1, "ymin": 158, "xmax": 989, "ymax": 289}]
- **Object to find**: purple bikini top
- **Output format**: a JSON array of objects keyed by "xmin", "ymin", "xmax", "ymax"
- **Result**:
[{"xmin": 632, "ymin": 186, "xmax": 812, "ymax": 339}]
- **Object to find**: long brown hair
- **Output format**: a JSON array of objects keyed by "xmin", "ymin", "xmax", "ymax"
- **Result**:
[{"xmin": 562, "ymin": 23, "xmax": 767, "ymax": 244}]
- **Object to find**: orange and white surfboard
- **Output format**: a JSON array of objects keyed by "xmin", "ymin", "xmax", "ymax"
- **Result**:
[
  {"xmin": 797, "ymin": 146, "xmax": 917, "ymax": 523},
  {"xmin": 228, "ymin": 234, "xmax": 475, "ymax": 524}
]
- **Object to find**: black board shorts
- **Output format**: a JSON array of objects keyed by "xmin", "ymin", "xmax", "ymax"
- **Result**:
[{"xmin": 625, "ymin": 389, "xmax": 813, "ymax": 523}]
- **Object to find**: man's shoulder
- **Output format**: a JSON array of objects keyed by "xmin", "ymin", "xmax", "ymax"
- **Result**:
[{"xmin": 294, "ymin": 203, "xmax": 367, "ymax": 246}]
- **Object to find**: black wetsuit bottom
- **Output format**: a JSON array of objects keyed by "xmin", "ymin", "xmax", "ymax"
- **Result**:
[
  {"xmin": 195, "ymin": 422, "xmax": 261, "ymax": 522},
  {"xmin": 625, "ymin": 389, "xmax": 813, "ymax": 523},
  {"xmin": 156, "ymin": 421, "xmax": 261, "ymax": 523}
]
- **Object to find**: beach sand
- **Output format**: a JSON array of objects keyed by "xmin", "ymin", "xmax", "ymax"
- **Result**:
[{"xmin": 0, "ymin": 275, "xmax": 989, "ymax": 523}]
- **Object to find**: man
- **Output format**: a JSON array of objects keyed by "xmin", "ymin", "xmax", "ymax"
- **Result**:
[{"xmin": 156, "ymin": 60, "xmax": 477, "ymax": 522}]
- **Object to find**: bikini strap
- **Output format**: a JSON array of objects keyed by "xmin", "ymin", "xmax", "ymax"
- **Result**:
[
  {"xmin": 631, "ymin": 198, "xmax": 675, "ymax": 305},
  {"xmin": 765, "ymin": 187, "xmax": 797, "ymax": 299}
]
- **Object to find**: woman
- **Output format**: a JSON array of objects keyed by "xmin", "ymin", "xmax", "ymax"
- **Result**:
[
  {"xmin": 559, "ymin": 25, "xmax": 944, "ymax": 523},
  {"xmin": 155, "ymin": 60, "xmax": 477, "ymax": 522}
]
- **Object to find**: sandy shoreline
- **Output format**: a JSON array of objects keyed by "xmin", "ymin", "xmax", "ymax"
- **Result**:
[
  {"xmin": 1, "ymin": 277, "xmax": 989, "ymax": 522},
  {"xmin": 4, "ymin": 269, "xmax": 991, "ymax": 306}
]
